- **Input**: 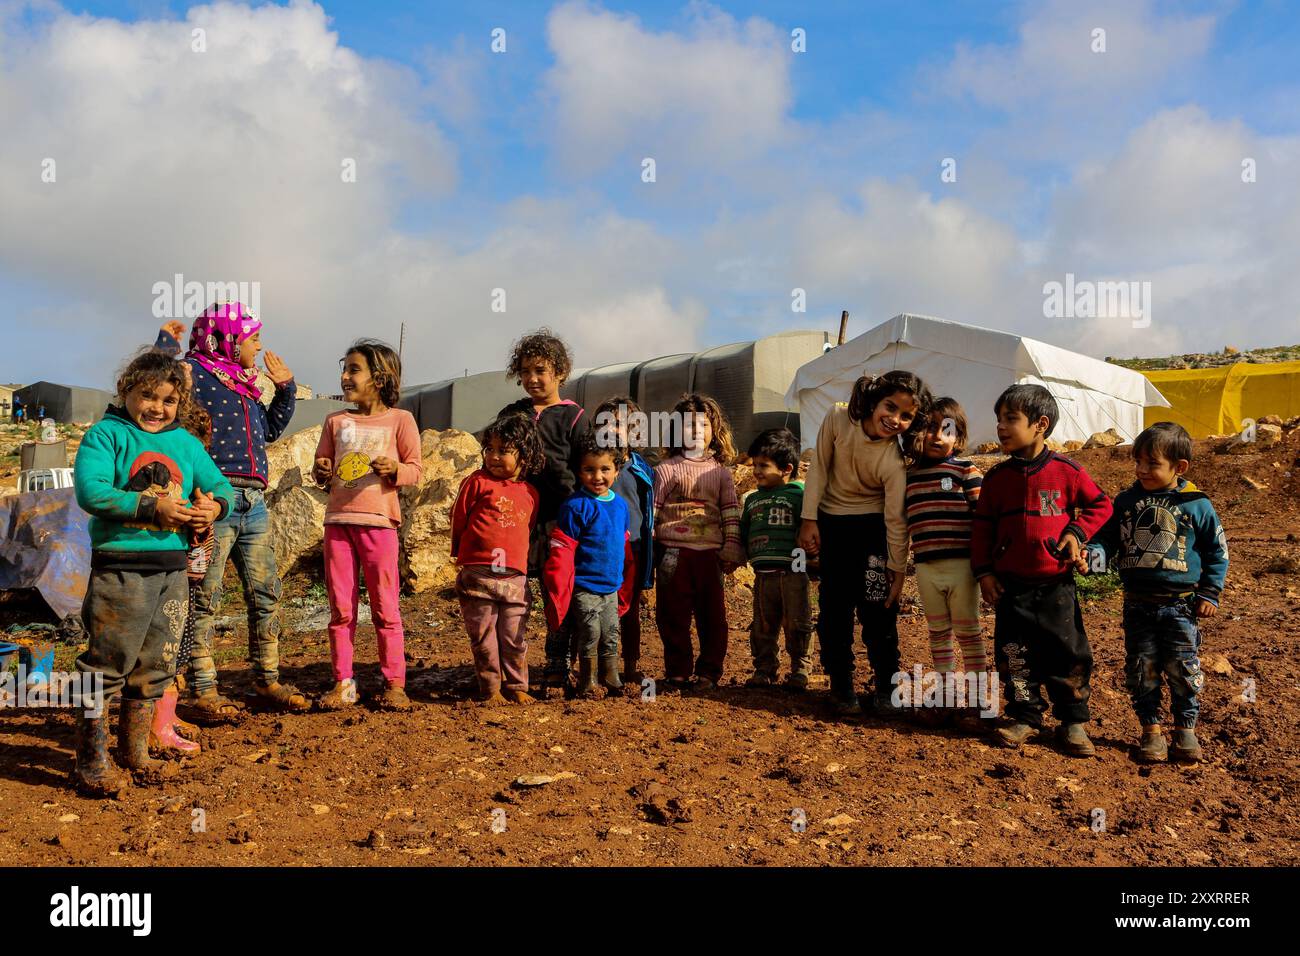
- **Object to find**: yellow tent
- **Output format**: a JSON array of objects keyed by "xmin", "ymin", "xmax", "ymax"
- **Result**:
[{"xmin": 1142, "ymin": 361, "xmax": 1300, "ymax": 436}]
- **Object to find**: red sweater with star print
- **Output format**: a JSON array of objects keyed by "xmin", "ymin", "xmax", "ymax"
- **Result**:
[
  {"xmin": 970, "ymin": 448, "xmax": 1113, "ymax": 584},
  {"xmin": 450, "ymin": 469, "xmax": 541, "ymax": 574}
]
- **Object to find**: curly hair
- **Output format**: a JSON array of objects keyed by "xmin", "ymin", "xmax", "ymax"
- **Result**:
[
  {"xmin": 343, "ymin": 339, "xmax": 402, "ymax": 409},
  {"xmin": 664, "ymin": 393, "xmax": 736, "ymax": 465},
  {"xmin": 506, "ymin": 328, "xmax": 573, "ymax": 386},
  {"xmin": 481, "ymin": 411, "xmax": 546, "ymax": 477},
  {"xmin": 574, "ymin": 428, "xmax": 626, "ymax": 469},
  {"xmin": 116, "ymin": 348, "xmax": 192, "ymax": 417},
  {"xmin": 846, "ymin": 369, "xmax": 932, "ymax": 464},
  {"xmin": 180, "ymin": 401, "xmax": 213, "ymax": 449}
]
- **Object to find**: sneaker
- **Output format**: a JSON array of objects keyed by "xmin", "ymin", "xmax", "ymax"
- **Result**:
[
  {"xmin": 378, "ymin": 682, "xmax": 412, "ymax": 711},
  {"xmin": 745, "ymin": 673, "xmax": 774, "ymax": 688},
  {"xmin": 1136, "ymin": 727, "xmax": 1168, "ymax": 763},
  {"xmin": 317, "ymin": 678, "xmax": 358, "ymax": 710},
  {"xmin": 785, "ymin": 672, "xmax": 809, "ymax": 693},
  {"xmin": 1170, "ymin": 728, "xmax": 1202, "ymax": 763},
  {"xmin": 1056, "ymin": 722, "xmax": 1095, "ymax": 758},
  {"xmin": 995, "ymin": 721, "xmax": 1037, "ymax": 749}
]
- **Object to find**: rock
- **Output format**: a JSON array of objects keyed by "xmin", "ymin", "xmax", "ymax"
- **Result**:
[
  {"xmin": 975, "ymin": 442, "xmax": 1000, "ymax": 454},
  {"xmin": 265, "ymin": 425, "xmax": 326, "ymax": 497},
  {"xmin": 398, "ymin": 429, "xmax": 483, "ymax": 593},
  {"xmin": 822, "ymin": 813, "xmax": 858, "ymax": 827},
  {"xmin": 513, "ymin": 771, "xmax": 578, "ymax": 788},
  {"xmin": 731, "ymin": 564, "xmax": 755, "ymax": 587},
  {"xmin": 1256, "ymin": 423, "xmax": 1283, "ymax": 449},
  {"xmin": 1258, "ymin": 414, "xmax": 1282, "ymax": 426},
  {"xmin": 1202, "ymin": 652, "xmax": 1234, "ymax": 676},
  {"xmin": 1240, "ymin": 476, "xmax": 1268, "ymax": 491},
  {"xmin": 1083, "ymin": 428, "xmax": 1123, "ymax": 449},
  {"xmin": 1045, "ymin": 439, "xmax": 1064, "ymax": 452},
  {"xmin": 1062, "ymin": 440, "xmax": 1084, "ymax": 452},
  {"xmin": 1224, "ymin": 345, "xmax": 1239, "ymax": 355},
  {"xmin": 364, "ymin": 829, "xmax": 386, "ymax": 849},
  {"xmin": 268, "ymin": 484, "xmax": 329, "ymax": 574}
]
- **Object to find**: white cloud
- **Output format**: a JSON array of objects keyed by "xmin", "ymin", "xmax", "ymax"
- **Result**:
[{"xmin": 542, "ymin": 0, "xmax": 792, "ymax": 174}]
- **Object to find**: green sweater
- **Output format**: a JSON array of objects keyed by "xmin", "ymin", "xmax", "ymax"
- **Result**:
[
  {"xmin": 740, "ymin": 481, "xmax": 804, "ymax": 569},
  {"xmin": 74, "ymin": 407, "xmax": 235, "ymax": 556}
]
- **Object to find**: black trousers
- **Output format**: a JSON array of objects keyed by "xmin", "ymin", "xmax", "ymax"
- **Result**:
[
  {"xmin": 994, "ymin": 576, "xmax": 1092, "ymax": 725},
  {"xmin": 815, "ymin": 511, "xmax": 899, "ymax": 697}
]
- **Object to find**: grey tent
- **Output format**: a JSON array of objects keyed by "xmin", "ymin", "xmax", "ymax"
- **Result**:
[
  {"xmin": 15, "ymin": 382, "xmax": 114, "ymax": 424},
  {"xmin": 400, "ymin": 372, "xmax": 520, "ymax": 434}
]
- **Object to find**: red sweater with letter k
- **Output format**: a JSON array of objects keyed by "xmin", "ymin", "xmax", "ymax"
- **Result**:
[{"xmin": 970, "ymin": 448, "xmax": 1113, "ymax": 583}]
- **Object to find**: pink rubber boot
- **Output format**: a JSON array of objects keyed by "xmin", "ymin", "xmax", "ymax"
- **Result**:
[{"xmin": 149, "ymin": 687, "xmax": 201, "ymax": 755}]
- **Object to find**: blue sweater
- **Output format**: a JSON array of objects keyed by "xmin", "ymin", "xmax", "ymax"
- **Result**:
[
  {"xmin": 156, "ymin": 329, "xmax": 296, "ymax": 487},
  {"xmin": 1087, "ymin": 478, "xmax": 1229, "ymax": 605},
  {"xmin": 555, "ymin": 488, "xmax": 629, "ymax": 594},
  {"xmin": 609, "ymin": 451, "xmax": 654, "ymax": 589}
]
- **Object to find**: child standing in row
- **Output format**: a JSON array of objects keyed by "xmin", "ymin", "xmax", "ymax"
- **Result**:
[
  {"xmin": 451, "ymin": 412, "xmax": 544, "ymax": 704},
  {"xmin": 1085, "ymin": 422, "xmax": 1227, "ymax": 763},
  {"xmin": 496, "ymin": 329, "xmax": 590, "ymax": 692},
  {"xmin": 73, "ymin": 350, "xmax": 234, "ymax": 795},
  {"xmin": 740, "ymin": 427, "xmax": 813, "ymax": 690},
  {"xmin": 313, "ymin": 340, "xmax": 422, "ymax": 711},
  {"xmin": 653, "ymin": 394, "xmax": 745, "ymax": 692},
  {"xmin": 544, "ymin": 433, "xmax": 635, "ymax": 696},
  {"xmin": 594, "ymin": 396, "xmax": 655, "ymax": 683},
  {"xmin": 972, "ymin": 384, "xmax": 1112, "ymax": 757},
  {"xmin": 905, "ymin": 398, "xmax": 986, "ymax": 728},
  {"xmin": 798, "ymin": 371, "xmax": 931, "ymax": 717}
]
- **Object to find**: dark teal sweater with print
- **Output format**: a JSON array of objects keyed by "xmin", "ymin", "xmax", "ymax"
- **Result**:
[{"xmin": 1086, "ymin": 478, "xmax": 1229, "ymax": 605}]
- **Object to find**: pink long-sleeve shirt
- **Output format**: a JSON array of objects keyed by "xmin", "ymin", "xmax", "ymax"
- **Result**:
[{"xmin": 315, "ymin": 409, "xmax": 423, "ymax": 528}]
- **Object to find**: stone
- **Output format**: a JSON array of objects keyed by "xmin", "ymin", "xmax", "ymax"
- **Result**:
[
  {"xmin": 1202, "ymin": 652, "xmax": 1234, "ymax": 676},
  {"xmin": 398, "ymin": 429, "xmax": 483, "ymax": 593},
  {"xmin": 1256, "ymin": 423, "xmax": 1283, "ymax": 449},
  {"xmin": 265, "ymin": 425, "xmax": 326, "ymax": 497},
  {"xmin": 975, "ymin": 442, "xmax": 1000, "ymax": 454},
  {"xmin": 1082, "ymin": 428, "xmax": 1123, "ymax": 449},
  {"xmin": 1062, "ymin": 440, "xmax": 1085, "ymax": 452},
  {"xmin": 268, "ymin": 484, "xmax": 329, "ymax": 574}
]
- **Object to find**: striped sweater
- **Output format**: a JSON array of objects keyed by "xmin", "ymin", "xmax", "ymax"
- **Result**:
[
  {"xmin": 652, "ymin": 454, "xmax": 744, "ymax": 564},
  {"xmin": 905, "ymin": 456, "xmax": 983, "ymax": 563}
]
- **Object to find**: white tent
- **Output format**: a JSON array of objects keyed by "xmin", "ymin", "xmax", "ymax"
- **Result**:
[{"xmin": 785, "ymin": 314, "xmax": 1170, "ymax": 450}]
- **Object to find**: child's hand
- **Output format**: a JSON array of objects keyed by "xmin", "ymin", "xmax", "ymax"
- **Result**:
[
  {"xmin": 797, "ymin": 519, "xmax": 820, "ymax": 556},
  {"xmin": 1056, "ymin": 531, "xmax": 1084, "ymax": 568},
  {"xmin": 979, "ymin": 574, "xmax": 1004, "ymax": 605},
  {"xmin": 313, "ymin": 458, "xmax": 333, "ymax": 485},
  {"xmin": 371, "ymin": 455, "xmax": 399, "ymax": 479},
  {"xmin": 155, "ymin": 496, "xmax": 196, "ymax": 531},
  {"xmin": 160, "ymin": 320, "xmax": 186, "ymax": 342},
  {"xmin": 884, "ymin": 569, "xmax": 904, "ymax": 608},
  {"xmin": 189, "ymin": 491, "xmax": 221, "ymax": 532},
  {"xmin": 1195, "ymin": 598, "xmax": 1217, "ymax": 618},
  {"xmin": 264, "ymin": 350, "xmax": 294, "ymax": 385}
]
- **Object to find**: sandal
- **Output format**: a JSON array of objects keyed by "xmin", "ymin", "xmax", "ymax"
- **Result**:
[
  {"xmin": 317, "ymin": 679, "xmax": 358, "ymax": 711},
  {"xmin": 248, "ymin": 681, "xmax": 311, "ymax": 713},
  {"xmin": 177, "ymin": 688, "xmax": 246, "ymax": 726}
]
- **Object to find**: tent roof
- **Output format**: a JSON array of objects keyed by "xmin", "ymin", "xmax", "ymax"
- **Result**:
[{"xmin": 785, "ymin": 313, "xmax": 1168, "ymax": 409}]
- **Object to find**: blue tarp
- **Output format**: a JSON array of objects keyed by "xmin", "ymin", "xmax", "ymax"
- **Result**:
[{"xmin": 0, "ymin": 487, "xmax": 90, "ymax": 620}]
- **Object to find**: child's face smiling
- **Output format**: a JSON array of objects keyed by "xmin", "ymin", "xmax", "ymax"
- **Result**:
[
  {"xmin": 1135, "ymin": 450, "xmax": 1187, "ymax": 491},
  {"xmin": 483, "ymin": 437, "xmax": 521, "ymax": 480},
  {"xmin": 866, "ymin": 390, "xmax": 918, "ymax": 440},
  {"xmin": 519, "ymin": 357, "xmax": 560, "ymax": 405},
  {"xmin": 751, "ymin": 454, "xmax": 791, "ymax": 490},
  {"xmin": 238, "ymin": 331, "xmax": 262, "ymax": 369},
  {"xmin": 340, "ymin": 352, "xmax": 380, "ymax": 405},
  {"xmin": 125, "ymin": 381, "xmax": 180, "ymax": 432},
  {"xmin": 578, "ymin": 452, "xmax": 618, "ymax": 496}
]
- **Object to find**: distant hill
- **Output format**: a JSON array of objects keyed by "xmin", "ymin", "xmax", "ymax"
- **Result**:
[{"xmin": 1107, "ymin": 344, "xmax": 1300, "ymax": 371}]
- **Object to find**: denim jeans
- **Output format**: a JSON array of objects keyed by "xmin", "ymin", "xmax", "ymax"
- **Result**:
[
  {"xmin": 188, "ymin": 487, "xmax": 282, "ymax": 692},
  {"xmin": 569, "ymin": 590, "xmax": 620, "ymax": 663},
  {"xmin": 78, "ymin": 567, "xmax": 188, "ymax": 702},
  {"xmin": 1123, "ymin": 597, "xmax": 1204, "ymax": 728}
]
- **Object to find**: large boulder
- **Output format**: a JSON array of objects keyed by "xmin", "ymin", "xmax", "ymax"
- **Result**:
[
  {"xmin": 1082, "ymin": 428, "xmax": 1124, "ymax": 449},
  {"xmin": 270, "ymin": 484, "xmax": 329, "ymax": 574},
  {"xmin": 266, "ymin": 425, "xmax": 327, "ymax": 497},
  {"xmin": 398, "ymin": 429, "xmax": 483, "ymax": 593}
]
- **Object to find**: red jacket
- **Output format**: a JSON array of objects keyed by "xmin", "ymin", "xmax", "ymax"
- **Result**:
[
  {"xmin": 450, "ymin": 470, "xmax": 540, "ymax": 574},
  {"xmin": 970, "ymin": 449, "xmax": 1112, "ymax": 583}
]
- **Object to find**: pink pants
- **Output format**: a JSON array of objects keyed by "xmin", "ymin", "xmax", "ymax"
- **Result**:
[{"xmin": 324, "ymin": 524, "xmax": 406, "ymax": 685}]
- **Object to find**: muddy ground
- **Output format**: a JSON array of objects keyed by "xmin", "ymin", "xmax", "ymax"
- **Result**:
[{"xmin": 2, "ymin": 438, "xmax": 1298, "ymax": 867}]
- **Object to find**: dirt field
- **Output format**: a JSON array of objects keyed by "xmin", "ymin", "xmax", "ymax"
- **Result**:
[{"xmin": 2, "ymin": 437, "xmax": 1298, "ymax": 867}]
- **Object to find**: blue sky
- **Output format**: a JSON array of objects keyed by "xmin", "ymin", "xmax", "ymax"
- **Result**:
[{"xmin": 2, "ymin": 1, "xmax": 1298, "ymax": 394}]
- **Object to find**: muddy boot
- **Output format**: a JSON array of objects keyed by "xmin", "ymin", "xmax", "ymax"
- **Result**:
[
  {"xmin": 541, "ymin": 658, "xmax": 571, "ymax": 700},
  {"xmin": 995, "ymin": 720, "xmax": 1037, "ymax": 749},
  {"xmin": 621, "ymin": 659, "xmax": 642, "ymax": 685},
  {"xmin": 1136, "ymin": 724, "xmax": 1168, "ymax": 763},
  {"xmin": 378, "ymin": 681, "xmax": 412, "ymax": 711},
  {"xmin": 118, "ymin": 699, "xmax": 173, "ymax": 781},
  {"xmin": 168, "ymin": 677, "xmax": 202, "ymax": 740},
  {"xmin": 317, "ymin": 678, "xmax": 358, "ymax": 711},
  {"xmin": 1056, "ymin": 722, "xmax": 1096, "ymax": 758},
  {"xmin": 73, "ymin": 711, "xmax": 127, "ymax": 798},
  {"xmin": 1171, "ymin": 727, "xmax": 1202, "ymax": 763},
  {"xmin": 573, "ymin": 657, "xmax": 599, "ymax": 697},
  {"xmin": 599, "ymin": 656, "xmax": 623, "ymax": 694},
  {"xmin": 149, "ymin": 687, "xmax": 200, "ymax": 757}
]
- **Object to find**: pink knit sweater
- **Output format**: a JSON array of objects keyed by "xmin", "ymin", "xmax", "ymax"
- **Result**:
[{"xmin": 652, "ymin": 454, "xmax": 744, "ymax": 564}]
